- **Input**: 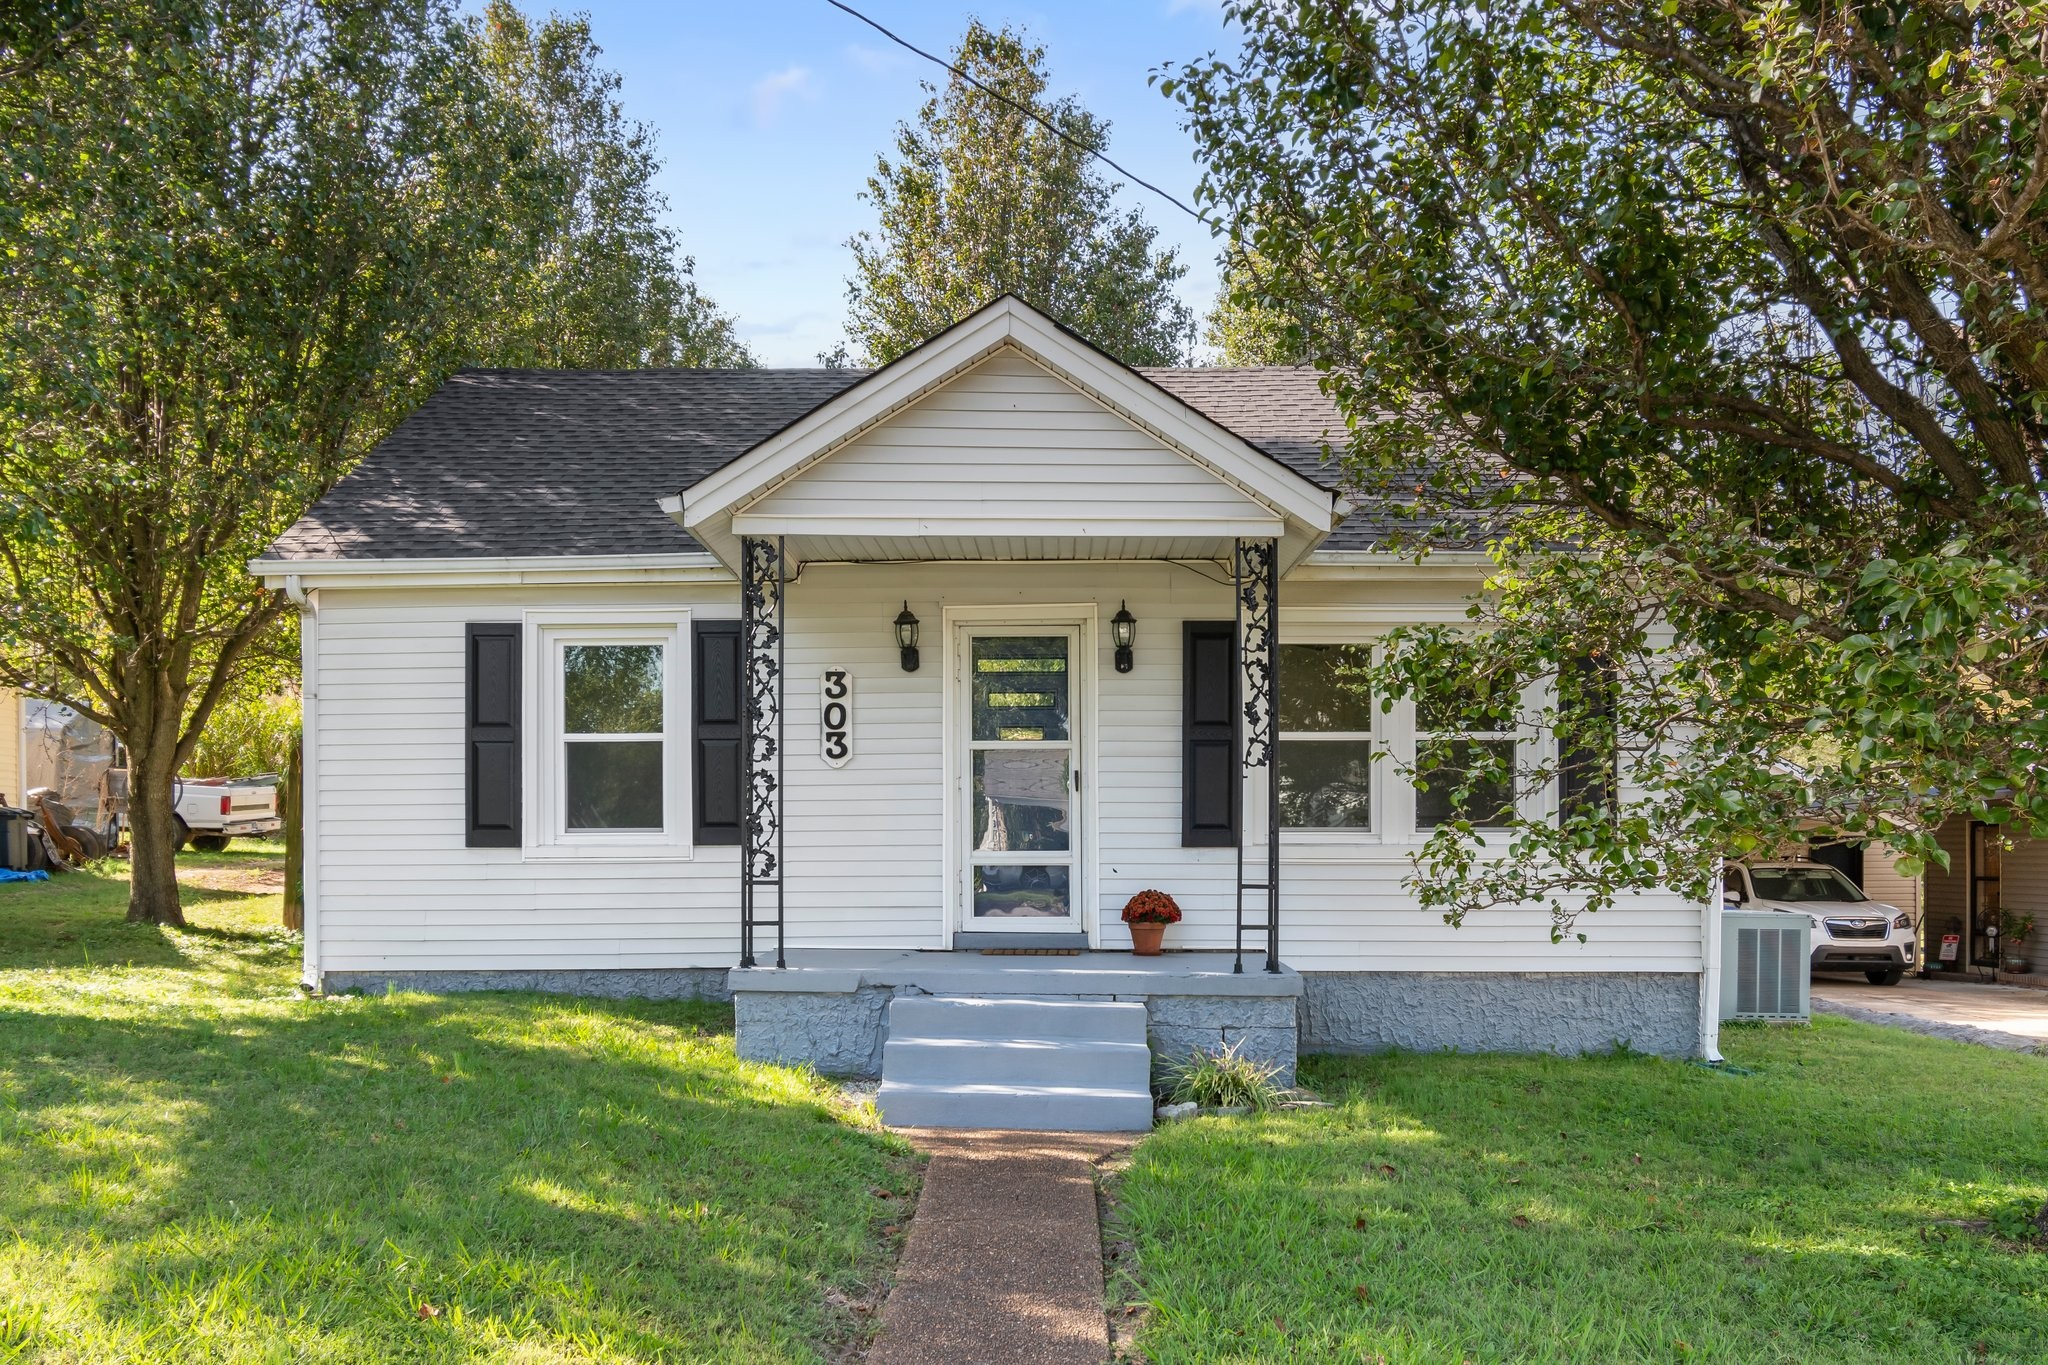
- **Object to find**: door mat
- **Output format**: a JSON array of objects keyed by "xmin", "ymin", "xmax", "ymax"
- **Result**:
[{"xmin": 979, "ymin": 948, "xmax": 1082, "ymax": 956}]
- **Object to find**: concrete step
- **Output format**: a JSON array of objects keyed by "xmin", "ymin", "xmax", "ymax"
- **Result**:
[
  {"xmin": 887, "ymin": 994, "xmax": 1148, "ymax": 1045},
  {"xmin": 883, "ymin": 1035, "xmax": 1152, "ymax": 1088},
  {"xmin": 877, "ymin": 1081, "xmax": 1155, "ymax": 1133}
]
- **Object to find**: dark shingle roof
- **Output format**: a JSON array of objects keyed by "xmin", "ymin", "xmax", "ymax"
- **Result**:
[{"xmin": 262, "ymin": 364, "xmax": 1432, "ymax": 561}]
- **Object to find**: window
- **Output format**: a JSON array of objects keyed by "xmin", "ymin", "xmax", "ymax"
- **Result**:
[
  {"xmin": 1414, "ymin": 655, "xmax": 1517, "ymax": 829},
  {"xmin": 563, "ymin": 644, "xmax": 665, "ymax": 830},
  {"xmin": 528, "ymin": 613, "xmax": 688, "ymax": 856},
  {"xmin": 1277, "ymin": 643, "xmax": 1374, "ymax": 829}
]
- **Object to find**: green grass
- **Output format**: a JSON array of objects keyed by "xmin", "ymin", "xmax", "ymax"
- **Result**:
[
  {"xmin": 1114, "ymin": 1027, "xmax": 2048, "ymax": 1363},
  {"xmin": 0, "ymin": 849, "xmax": 918, "ymax": 1363}
]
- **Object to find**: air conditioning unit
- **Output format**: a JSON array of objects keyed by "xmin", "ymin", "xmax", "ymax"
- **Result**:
[{"xmin": 1720, "ymin": 910, "xmax": 1811, "ymax": 1022}]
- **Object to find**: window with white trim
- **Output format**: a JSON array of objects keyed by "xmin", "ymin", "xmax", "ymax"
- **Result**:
[
  {"xmin": 1276, "ymin": 643, "xmax": 1375, "ymax": 830},
  {"xmin": 1413, "ymin": 651, "xmax": 1517, "ymax": 829},
  {"xmin": 529, "ymin": 614, "xmax": 688, "ymax": 856}
]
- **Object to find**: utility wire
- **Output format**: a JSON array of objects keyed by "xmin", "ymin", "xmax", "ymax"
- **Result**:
[{"xmin": 822, "ymin": 0, "xmax": 1212, "ymax": 228}]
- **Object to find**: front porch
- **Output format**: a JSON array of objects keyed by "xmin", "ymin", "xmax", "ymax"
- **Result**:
[{"xmin": 730, "ymin": 948, "xmax": 1304, "ymax": 1083}]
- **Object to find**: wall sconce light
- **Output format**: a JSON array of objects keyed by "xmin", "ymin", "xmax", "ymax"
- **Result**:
[
  {"xmin": 1111, "ymin": 601, "xmax": 1137, "ymax": 674},
  {"xmin": 894, "ymin": 601, "xmax": 921, "ymax": 672}
]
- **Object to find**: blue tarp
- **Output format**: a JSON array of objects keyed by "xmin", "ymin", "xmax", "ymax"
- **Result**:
[{"xmin": 0, "ymin": 868, "xmax": 51, "ymax": 883}]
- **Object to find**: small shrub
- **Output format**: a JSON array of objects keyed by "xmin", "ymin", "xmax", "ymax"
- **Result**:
[{"xmin": 1159, "ymin": 1041, "xmax": 1282, "ymax": 1112}]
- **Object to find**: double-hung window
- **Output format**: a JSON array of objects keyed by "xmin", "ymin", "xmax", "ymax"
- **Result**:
[
  {"xmin": 527, "ymin": 612, "xmax": 688, "ymax": 857},
  {"xmin": 1276, "ymin": 643, "xmax": 1375, "ymax": 830},
  {"xmin": 1413, "ymin": 653, "xmax": 1518, "ymax": 829}
]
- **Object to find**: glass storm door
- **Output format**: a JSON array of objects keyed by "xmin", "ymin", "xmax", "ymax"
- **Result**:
[{"xmin": 962, "ymin": 628, "xmax": 1081, "ymax": 933}]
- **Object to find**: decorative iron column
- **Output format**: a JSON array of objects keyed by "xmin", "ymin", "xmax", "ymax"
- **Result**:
[
  {"xmin": 1234, "ymin": 538, "xmax": 1282, "ymax": 974},
  {"xmin": 739, "ymin": 535, "xmax": 786, "ymax": 969}
]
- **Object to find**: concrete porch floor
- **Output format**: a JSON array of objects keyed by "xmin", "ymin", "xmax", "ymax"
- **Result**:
[{"xmin": 727, "ymin": 947, "xmax": 1302, "ymax": 997}]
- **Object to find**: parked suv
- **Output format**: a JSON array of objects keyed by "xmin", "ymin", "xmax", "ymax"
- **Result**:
[{"xmin": 1725, "ymin": 860, "xmax": 1916, "ymax": 985}]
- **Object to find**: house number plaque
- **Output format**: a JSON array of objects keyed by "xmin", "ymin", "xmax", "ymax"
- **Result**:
[{"xmin": 820, "ymin": 667, "xmax": 853, "ymax": 767}]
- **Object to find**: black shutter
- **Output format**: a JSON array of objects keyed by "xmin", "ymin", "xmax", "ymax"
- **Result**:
[
  {"xmin": 1183, "ymin": 620, "xmax": 1239, "ymax": 847},
  {"xmin": 465, "ymin": 623, "xmax": 521, "ymax": 848},
  {"xmin": 693, "ymin": 620, "xmax": 743, "ymax": 845},
  {"xmin": 1558, "ymin": 653, "xmax": 1617, "ymax": 821}
]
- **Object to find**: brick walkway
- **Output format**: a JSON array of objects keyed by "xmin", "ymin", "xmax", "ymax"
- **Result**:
[{"xmin": 867, "ymin": 1131, "xmax": 1137, "ymax": 1365}]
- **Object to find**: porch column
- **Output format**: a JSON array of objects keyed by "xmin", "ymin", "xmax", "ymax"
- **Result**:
[
  {"xmin": 739, "ymin": 535, "xmax": 786, "ymax": 969},
  {"xmin": 1234, "ymin": 537, "xmax": 1282, "ymax": 973}
]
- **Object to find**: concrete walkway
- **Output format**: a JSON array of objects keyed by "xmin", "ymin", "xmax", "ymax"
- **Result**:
[
  {"xmin": 867, "ymin": 1130, "xmax": 1137, "ymax": 1365},
  {"xmin": 1811, "ymin": 976, "xmax": 2048, "ymax": 1052}
]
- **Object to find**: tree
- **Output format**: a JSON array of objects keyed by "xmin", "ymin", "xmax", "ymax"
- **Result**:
[
  {"xmin": 466, "ymin": 0, "xmax": 752, "ymax": 368},
  {"xmin": 0, "ymin": 0, "xmax": 748, "ymax": 925},
  {"xmin": 845, "ymin": 20, "xmax": 1195, "ymax": 366},
  {"xmin": 1168, "ymin": 2, "xmax": 2048, "ymax": 923}
]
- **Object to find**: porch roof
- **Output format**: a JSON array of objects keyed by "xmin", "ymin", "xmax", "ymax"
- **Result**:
[{"xmin": 672, "ymin": 297, "xmax": 1346, "ymax": 573}]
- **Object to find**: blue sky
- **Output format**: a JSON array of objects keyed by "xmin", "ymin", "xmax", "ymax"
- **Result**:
[{"xmin": 543, "ymin": 1, "xmax": 1238, "ymax": 365}]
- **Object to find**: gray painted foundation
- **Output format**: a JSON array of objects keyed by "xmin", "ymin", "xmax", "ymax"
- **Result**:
[
  {"xmin": 322, "ymin": 967, "xmax": 732, "ymax": 1002},
  {"xmin": 320, "ymin": 962, "xmax": 1704, "ymax": 1070},
  {"xmin": 735, "ymin": 987, "xmax": 898, "ymax": 1076},
  {"xmin": 1299, "ymin": 971, "xmax": 1700, "ymax": 1058}
]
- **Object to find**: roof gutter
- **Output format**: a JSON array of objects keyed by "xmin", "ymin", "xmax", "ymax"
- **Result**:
[{"xmin": 250, "ymin": 551, "xmax": 730, "ymax": 590}]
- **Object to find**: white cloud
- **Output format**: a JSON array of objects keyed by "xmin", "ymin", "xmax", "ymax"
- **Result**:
[
  {"xmin": 750, "ymin": 66, "xmax": 818, "ymax": 127},
  {"xmin": 844, "ymin": 42, "xmax": 907, "ymax": 76}
]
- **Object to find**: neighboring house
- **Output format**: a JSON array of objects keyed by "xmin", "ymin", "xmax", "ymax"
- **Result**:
[
  {"xmin": 1923, "ymin": 816, "xmax": 2047, "ymax": 982},
  {"xmin": 0, "ymin": 687, "xmax": 18, "ymax": 806},
  {"xmin": 252, "ymin": 297, "xmax": 1717, "ymax": 1109}
]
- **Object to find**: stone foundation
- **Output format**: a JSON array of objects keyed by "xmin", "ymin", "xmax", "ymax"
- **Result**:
[
  {"xmin": 1299, "ymin": 970, "xmax": 1700, "ymax": 1058},
  {"xmin": 322, "ymin": 967, "xmax": 732, "ymax": 1002}
]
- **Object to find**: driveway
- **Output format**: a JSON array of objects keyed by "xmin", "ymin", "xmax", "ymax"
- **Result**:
[{"xmin": 1810, "ymin": 975, "xmax": 2048, "ymax": 1051}]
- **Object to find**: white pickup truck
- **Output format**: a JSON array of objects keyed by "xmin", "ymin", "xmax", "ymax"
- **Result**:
[{"xmin": 174, "ymin": 776, "xmax": 283, "ymax": 852}]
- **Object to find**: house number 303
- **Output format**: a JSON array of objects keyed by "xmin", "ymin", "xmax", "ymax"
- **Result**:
[{"xmin": 820, "ymin": 668, "xmax": 853, "ymax": 768}]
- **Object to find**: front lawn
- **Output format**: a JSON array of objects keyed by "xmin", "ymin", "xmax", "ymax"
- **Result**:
[
  {"xmin": 0, "ymin": 850, "xmax": 917, "ymax": 1363},
  {"xmin": 1115, "ymin": 1025, "xmax": 2048, "ymax": 1363}
]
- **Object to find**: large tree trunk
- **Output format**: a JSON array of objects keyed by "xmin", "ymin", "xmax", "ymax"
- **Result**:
[{"xmin": 125, "ymin": 734, "xmax": 185, "ymax": 927}]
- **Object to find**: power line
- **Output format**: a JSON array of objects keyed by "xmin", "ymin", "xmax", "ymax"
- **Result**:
[{"xmin": 821, "ymin": 0, "xmax": 1212, "ymax": 228}]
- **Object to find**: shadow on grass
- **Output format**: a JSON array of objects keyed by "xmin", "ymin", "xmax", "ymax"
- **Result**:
[
  {"xmin": 1114, "ymin": 1034, "xmax": 2048, "ymax": 1363},
  {"xmin": 1, "ymin": 986, "xmax": 915, "ymax": 1363}
]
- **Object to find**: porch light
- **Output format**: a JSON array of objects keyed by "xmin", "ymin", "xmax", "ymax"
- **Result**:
[
  {"xmin": 1111, "ymin": 601, "xmax": 1137, "ymax": 674},
  {"xmin": 894, "ymin": 602, "xmax": 921, "ymax": 672}
]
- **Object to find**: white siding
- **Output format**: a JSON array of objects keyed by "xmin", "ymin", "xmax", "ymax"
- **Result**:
[
  {"xmin": 309, "ymin": 565, "xmax": 1703, "ymax": 976},
  {"xmin": 742, "ymin": 350, "xmax": 1276, "ymax": 528}
]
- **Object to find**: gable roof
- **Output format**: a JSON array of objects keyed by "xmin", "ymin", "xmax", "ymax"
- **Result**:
[{"xmin": 259, "ymin": 355, "xmax": 1456, "ymax": 565}]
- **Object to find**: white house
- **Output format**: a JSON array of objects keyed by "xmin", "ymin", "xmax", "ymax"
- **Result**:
[{"xmin": 255, "ymin": 297, "xmax": 1717, "ymax": 1128}]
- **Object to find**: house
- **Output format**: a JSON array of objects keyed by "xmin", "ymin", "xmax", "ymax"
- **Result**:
[
  {"xmin": 1922, "ymin": 816, "xmax": 2046, "ymax": 983},
  {"xmin": 0, "ymin": 687, "xmax": 18, "ymax": 806},
  {"xmin": 252, "ymin": 297, "xmax": 1717, "ymax": 1126}
]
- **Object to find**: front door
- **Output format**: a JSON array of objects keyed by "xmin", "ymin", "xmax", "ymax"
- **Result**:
[{"xmin": 958, "ymin": 626, "xmax": 1083, "ymax": 937}]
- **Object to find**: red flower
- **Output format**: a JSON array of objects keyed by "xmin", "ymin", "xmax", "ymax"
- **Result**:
[{"xmin": 1121, "ymin": 889, "xmax": 1182, "ymax": 925}]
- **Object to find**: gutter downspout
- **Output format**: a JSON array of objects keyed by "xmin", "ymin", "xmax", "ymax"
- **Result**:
[
  {"xmin": 1699, "ymin": 857, "xmax": 1725, "ymax": 1062},
  {"xmin": 285, "ymin": 575, "xmax": 321, "ymax": 991}
]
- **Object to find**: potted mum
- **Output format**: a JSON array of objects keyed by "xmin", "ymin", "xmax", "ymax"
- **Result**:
[{"xmin": 1122, "ymin": 889, "xmax": 1181, "ymax": 956}]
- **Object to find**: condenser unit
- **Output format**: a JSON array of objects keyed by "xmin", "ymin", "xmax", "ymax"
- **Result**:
[{"xmin": 1720, "ymin": 910, "xmax": 1811, "ymax": 1022}]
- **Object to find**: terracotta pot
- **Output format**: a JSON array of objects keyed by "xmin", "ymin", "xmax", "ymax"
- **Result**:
[{"xmin": 1128, "ymin": 921, "xmax": 1166, "ymax": 956}]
